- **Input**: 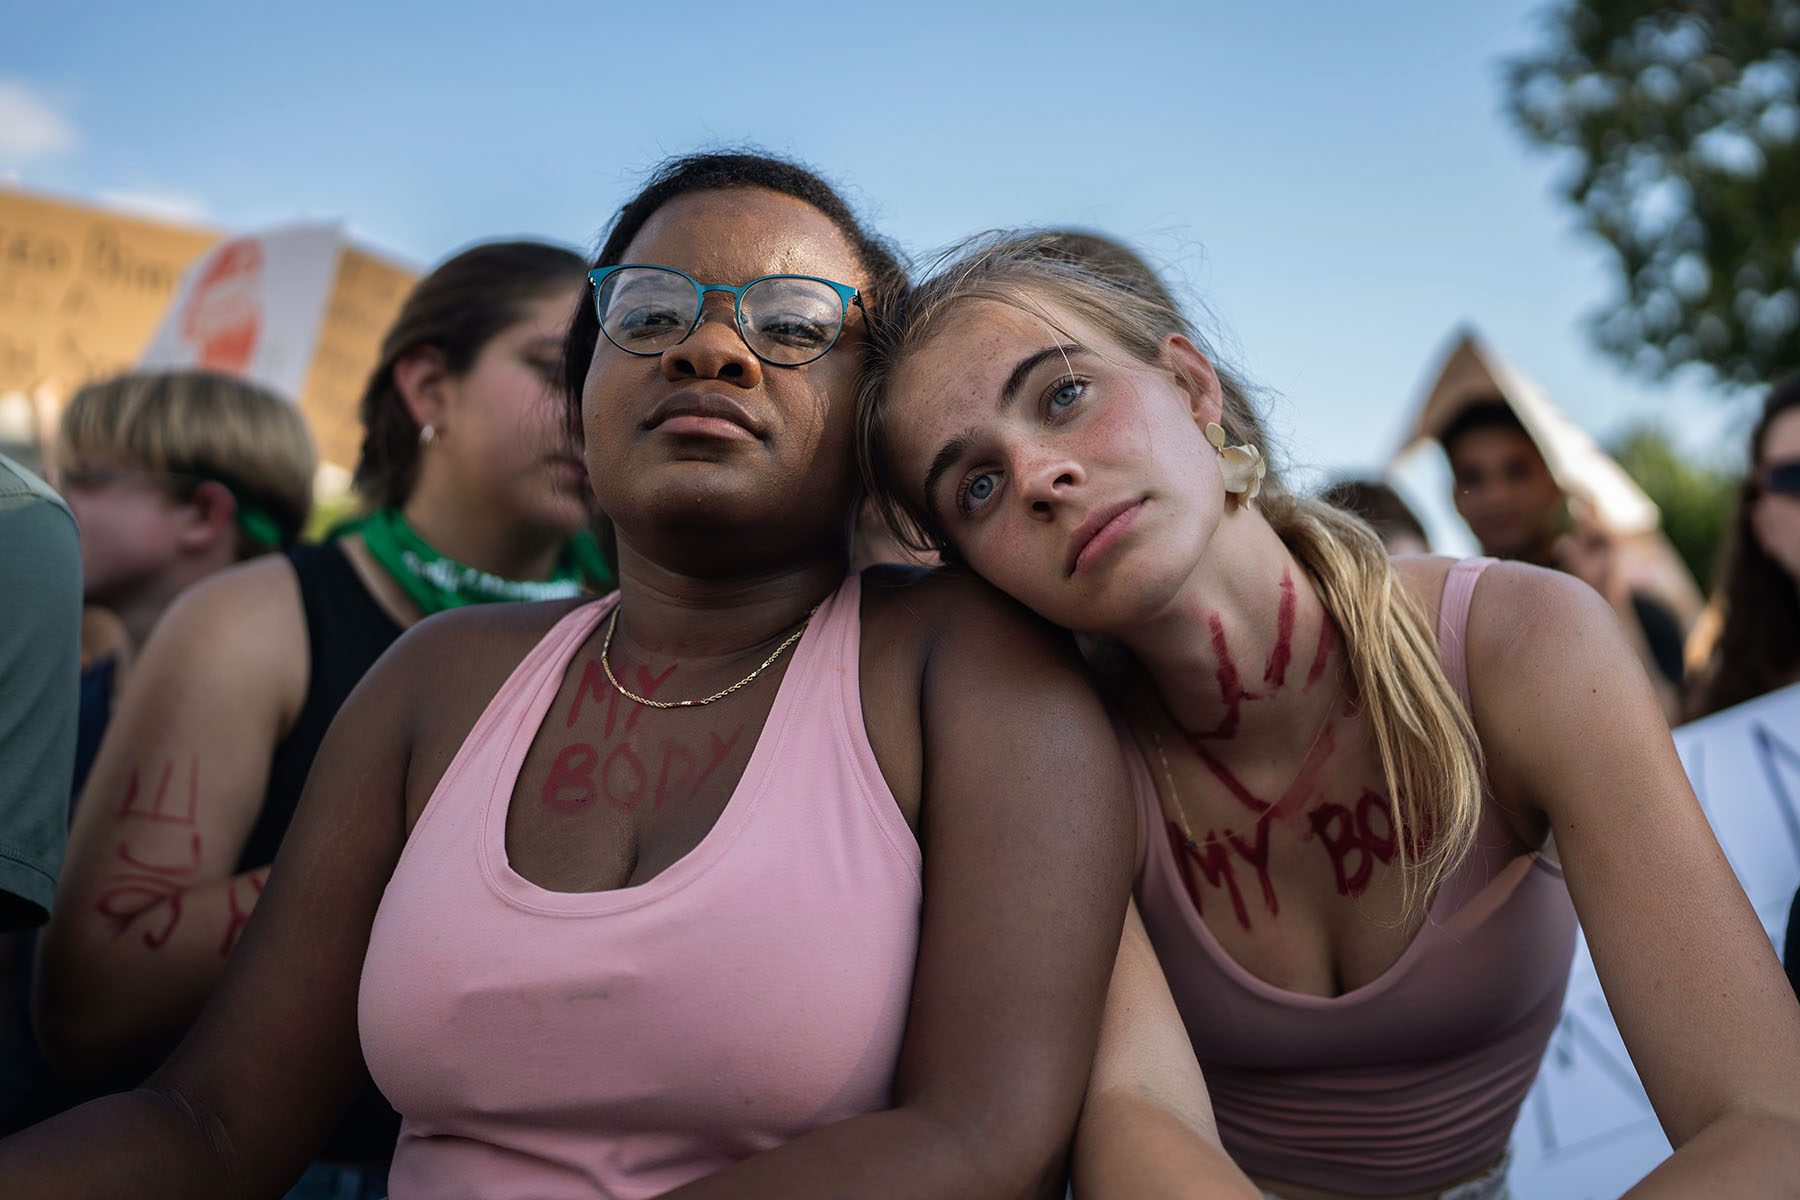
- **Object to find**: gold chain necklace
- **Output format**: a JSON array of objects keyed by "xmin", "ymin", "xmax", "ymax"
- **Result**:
[{"xmin": 600, "ymin": 603, "xmax": 819, "ymax": 710}]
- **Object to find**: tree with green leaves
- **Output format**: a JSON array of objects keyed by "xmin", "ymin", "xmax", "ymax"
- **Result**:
[
  {"xmin": 1612, "ymin": 420, "xmax": 1736, "ymax": 588},
  {"xmin": 1505, "ymin": 2, "xmax": 1800, "ymax": 386}
]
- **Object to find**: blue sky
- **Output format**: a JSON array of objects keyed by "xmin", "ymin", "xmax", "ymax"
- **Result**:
[{"xmin": 0, "ymin": 1, "xmax": 1761, "ymax": 544}]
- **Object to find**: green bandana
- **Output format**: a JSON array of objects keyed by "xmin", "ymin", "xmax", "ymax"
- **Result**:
[{"xmin": 343, "ymin": 507, "xmax": 614, "ymax": 616}]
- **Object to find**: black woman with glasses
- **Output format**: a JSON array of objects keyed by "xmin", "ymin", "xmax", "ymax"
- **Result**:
[{"xmin": 0, "ymin": 152, "xmax": 1161, "ymax": 1199}]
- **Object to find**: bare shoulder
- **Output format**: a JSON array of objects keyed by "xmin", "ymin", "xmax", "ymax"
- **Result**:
[
  {"xmin": 1456, "ymin": 559, "xmax": 1627, "ymax": 691},
  {"xmin": 860, "ymin": 563, "xmax": 1079, "ymax": 665},
  {"xmin": 1387, "ymin": 552, "xmax": 1458, "ymax": 628},
  {"xmin": 384, "ymin": 596, "xmax": 594, "ymax": 824},
  {"xmin": 136, "ymin": 554, "xmax": 310, "ymax": 719}
]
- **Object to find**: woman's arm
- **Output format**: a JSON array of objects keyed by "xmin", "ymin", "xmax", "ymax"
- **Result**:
[
  {"xmin": 1072, "ymin": 901, "xmax": 1257, "ymax": 1200},
  {"xmin": 36, "ymin": 559, "xmax": 306, "ymax": 1077},
  {"xmin": 0, "ymin": 605, "xmax": 430, "ymax": 1197},
  {"xmin": 1472, "ymin": 564, "xmax": 1800, "ymax": 1197},
  {"xmin": 660, "ymin": 576, "xmax": 1138, "ymax": 1199}
]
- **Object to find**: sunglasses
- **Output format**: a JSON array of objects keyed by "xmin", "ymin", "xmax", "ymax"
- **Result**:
[
  {"xmin": 588, "ymin": 264, "xmax": 862, "ymax": 368},
  {"xmin": 1761, "ymin": 460, "xmax": 1800, "ymax": 497}
]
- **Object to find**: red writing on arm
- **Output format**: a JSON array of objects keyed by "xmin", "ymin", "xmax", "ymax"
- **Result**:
[
  {"xmin": 117, "ymin": 755, "xmax": 200, "ymax": 825},
  {"xmin": 95, "ymin": 877, "xmax": 188, "ymax": 949},
  {"xmin": 218, "ymin": 872, "xmax": 267, "ymax": 956},
  {"xmin": 95, "ymin": 758, "xmax": 207, "ymax": 948}
]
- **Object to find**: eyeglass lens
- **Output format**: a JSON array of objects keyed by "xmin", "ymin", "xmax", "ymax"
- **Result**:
[{"xmin": 596, "ymin": 267, "xmax": 847, "ymax": 366}]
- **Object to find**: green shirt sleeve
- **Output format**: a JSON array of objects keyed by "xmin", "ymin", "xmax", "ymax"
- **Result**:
[{"xmin": 0, "ymin": 454, "xmax": 81, "ymax": 930}]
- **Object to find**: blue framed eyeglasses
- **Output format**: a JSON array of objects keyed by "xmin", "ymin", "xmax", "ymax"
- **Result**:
[{"xmin": 587, "ymin": 264, "xmax": 862, "ymax": 367}]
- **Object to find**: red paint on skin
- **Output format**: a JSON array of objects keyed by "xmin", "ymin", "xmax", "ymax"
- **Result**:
[
  {"xmin": 1167, "ymin": 819, "xmax": 1279, "ymax": 933},
  {"xmin": 689, "ymin": 727, "xmax": 745, "ymax": 795},
  {"xmin": 542, "ymin": 726, "xmax": 745, "ymax": 815},
  {"xmin": 1221, "ymin": 819, "xmax": 1278, "ymax": 921},
  {"xmin": 118, "ymin": 756, "xmax": 200, "ymax": 825},
  {"xmin": 116, "ymin": 832, "xmax": 203, "ymax": 876},
  {"xmin": 95, "ymin": 879, "xmax": 187, "ymax": 948},
  {"xmin": 1305, "ymin": 619, "xmax": 1334, "ymax": 690},
  {"xmin": 218, "ymin": 874, "xmax": 266, "ymax": 956},
  {"xmin": 1263, "ymin": 567, "xmax": 1295, "ymax": 687},
  {"xmin": 1192, "ymin": 613, "xmax": 1259, "ymax": 740},
  {"xmin": 1190, "ymin": 742, "xmax": 1269, "ymax": 815},
  {"xmin": 541, "ymin": 742, "xmax": 601, "ymax": 813},
  {"xmin": 602, "ymin": 742, "xmax": 647, "ymax": 813},
  {"xmin": 623, "ymin": 664, "xmax": 677, "ymax": 733},
  {"xmin": 566, "ymin": 660, "xmax": 606, "ymax": 730},
  {"xmin": 1309, "ymin": 787, "xmax": 1401, "ymax": 898}
]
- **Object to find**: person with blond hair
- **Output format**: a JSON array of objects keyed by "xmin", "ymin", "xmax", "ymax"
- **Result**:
[
  {"xmin": 29, "ymin": 242, "xmax": 609, "ymax": 1198},
  {"xmin": 49, "ymin": 369, "xmax": 316, "ymax": 791},
  {"xmin": 858, "ymin": 231, "xmax": 1800, "ymax": 1197}
]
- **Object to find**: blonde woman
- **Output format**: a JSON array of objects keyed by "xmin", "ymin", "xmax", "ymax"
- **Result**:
[{"xmin": 858, "ymin": 234, "xmax": 1800, "ymax": 1198}]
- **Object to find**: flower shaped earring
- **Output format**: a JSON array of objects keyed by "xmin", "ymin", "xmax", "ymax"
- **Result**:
[{"xmin": 1205, "ymin": 422, "xmax": 1266, "ymax": 501}]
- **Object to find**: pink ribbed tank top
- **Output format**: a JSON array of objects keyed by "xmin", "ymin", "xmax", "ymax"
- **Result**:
[
  {"xmin": 1130, "ymin": 558, "xmax": 1577, "ymax": 1196},
  {"xmin": 358, "ymin": 574, "xmax": 921, "ymax": 1200}
]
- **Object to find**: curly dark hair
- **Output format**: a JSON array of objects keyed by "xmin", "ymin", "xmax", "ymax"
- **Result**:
[
  {"xmin": 559, "ymin": 150, "xmax": 908, "ymax": 445},
  {"xmin": 1691, "ymin": 375, "xmax": 1800, "ymax": 718}
]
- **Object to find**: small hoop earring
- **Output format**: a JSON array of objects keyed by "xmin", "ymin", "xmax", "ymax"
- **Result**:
[
  {"xmin": 1205, "ymin": 421, "xmax": 1266, "ymax": 501},
  {"xmin": 419, "ymin": 424, "xmax": 437, "ymax": 448}
]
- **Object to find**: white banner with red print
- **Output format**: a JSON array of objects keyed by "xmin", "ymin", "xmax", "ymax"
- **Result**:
[{"xmin": 136, "ymin": 222, "xmax": 343, "ymax": 401}]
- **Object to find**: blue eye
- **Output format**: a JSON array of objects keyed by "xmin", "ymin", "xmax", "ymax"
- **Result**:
[
  {"xmin": 1049, "ymin": 378, "xmax": 1086, "ymax": 412},
  {"xmin": 960, "ymin": 471, "xmax": 998, "ymax": 514}
]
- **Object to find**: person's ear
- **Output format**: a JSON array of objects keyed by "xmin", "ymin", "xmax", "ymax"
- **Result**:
[
  {"xmin": 1159, "ymin": 333, "xmax": 1225, "ymax": 429},
  {"xmin": 393, "ymin": 345, "xmax": 454, "ymax": 436},
  {"xmin": 176, "ymin": 479, "xmax": 239, "ymax": 556}
]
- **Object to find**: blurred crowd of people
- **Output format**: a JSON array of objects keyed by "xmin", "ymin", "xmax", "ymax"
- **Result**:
[{"xmin": 0, "ymin": 152, "xmax": 1797, "ymax": 1199}]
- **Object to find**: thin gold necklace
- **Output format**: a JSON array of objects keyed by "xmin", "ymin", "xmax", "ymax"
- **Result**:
[
  {"xmin": 600, "ymin": 603, "xmax": 819, "ymax": 710},
  {"xmin": 1149, "ymin": 673, "xmax": 1343, "ymax": 850}
]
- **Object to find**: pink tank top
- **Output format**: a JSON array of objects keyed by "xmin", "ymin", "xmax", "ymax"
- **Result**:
[
  {"xmin": 358, "ymin": 574, "xmax": 921, "ymax": 1200},
  {"xmin": 1130, "ymin": 558, "xmax": 1577, "ymax": 1195}
]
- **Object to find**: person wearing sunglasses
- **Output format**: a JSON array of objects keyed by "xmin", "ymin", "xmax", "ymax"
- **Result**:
[
  {"xmin": 1690, "ymin": 375, "xmax": 1800, "ymax": 721},
  {"xmin": 0, "ymin": 152, "xmax": 1151, "ymax": 1200},
  {"xmin": 1687, "ymin": 375, "xmax": 1800, "ymax": 1001}
]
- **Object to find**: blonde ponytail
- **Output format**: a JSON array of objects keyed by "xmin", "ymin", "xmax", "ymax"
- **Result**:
[{"xmin": 858, "ymin": 232, "xmax": 1485, "ymax": 909}]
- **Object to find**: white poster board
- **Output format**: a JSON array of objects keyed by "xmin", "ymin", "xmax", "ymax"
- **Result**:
[
  {"xmin": 1507, "ymin": 683, "xmax": 1800, "ymax": 1196},
  {"xmin": 137, "ymin": 221, "xmax": 343, "ymax": 401}
]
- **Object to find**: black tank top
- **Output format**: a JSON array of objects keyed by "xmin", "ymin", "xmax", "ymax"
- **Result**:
[
  {"xmin": 235, "ymin": 541, "xmax": 404, "ymax": 873},
  {"xmin": 254, "ymin": 540, "xmax": 405, "ymax": 1166}
]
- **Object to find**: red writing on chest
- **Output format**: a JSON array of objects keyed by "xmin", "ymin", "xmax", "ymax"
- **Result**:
[
  {"xmin": 1167, "ymin": 818, "xmax": 1277, "ymax": 932},
  {"xmin": 540, "ymin": 728, "xmax": 745, "ymax": 815},
  {"xmin": 1308, "ymin": 788, "xmax": 1401, "ymax": 898},
  {"xmin": 566, "ymin": 659, "xmax": 679, "ymax": 736}
]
